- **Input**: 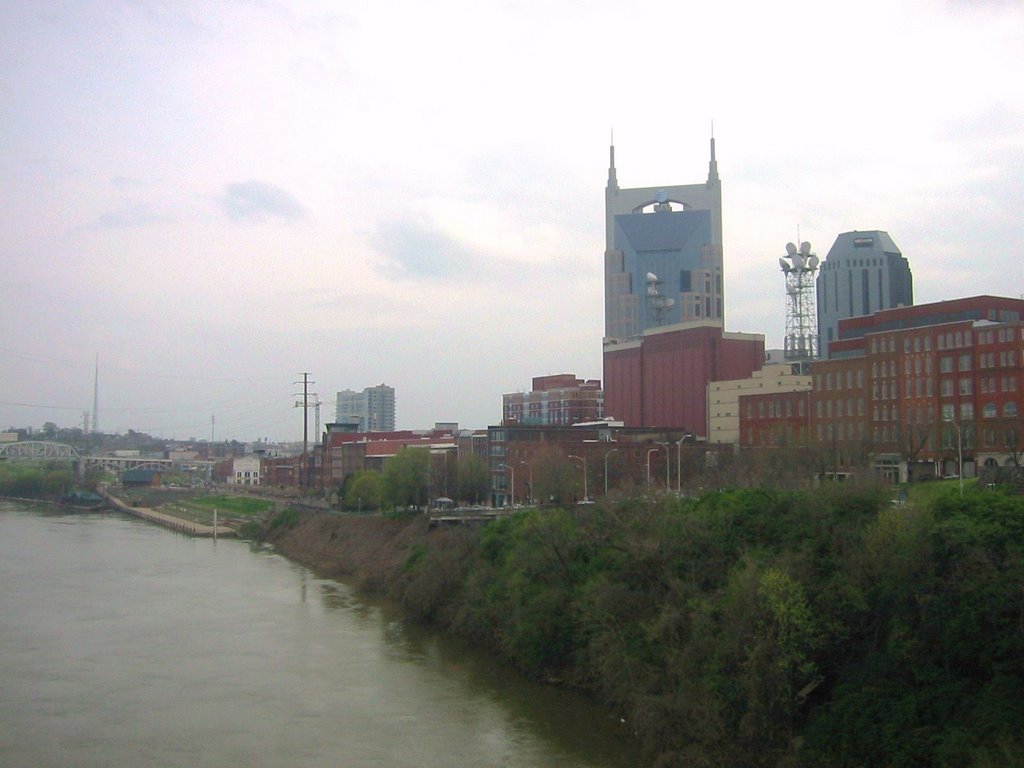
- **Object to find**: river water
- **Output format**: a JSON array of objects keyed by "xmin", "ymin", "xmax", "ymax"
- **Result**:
[{"xmin": 0, "ymin": 503, "xmax": 636, "ymax": 768}]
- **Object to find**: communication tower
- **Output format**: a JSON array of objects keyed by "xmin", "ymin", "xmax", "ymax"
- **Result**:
[{"xmin": 778, "ymin": 241, "xmax": 819, "ymax": 370}]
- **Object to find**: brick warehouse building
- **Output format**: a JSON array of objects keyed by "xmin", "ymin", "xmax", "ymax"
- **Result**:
[
  {"xmin": 603, "ymin": 322, "xmax": 765, "ymax": 436},
  {"xmin": 740, "ymin": 295, "xmax": 1024, "ymax": 482}
]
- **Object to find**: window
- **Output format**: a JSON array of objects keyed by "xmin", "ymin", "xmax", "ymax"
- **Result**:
[
  {"xmin": 983, "ymin": 402, "xmax": 997, "ymax": 418},
  {"xmin": 1002, "ymin": 401, "xmax": 1017, "ymax": 417},
  {"xmin": 940, "ymin": 356, "xmax": 953, "ymax": 373},
  {"xmin": 961, "ymin": 403, "xmax": 974, "ymax": 419},
  {"xmin": 924, "ymin": 336, "xmax": 931, "ymax": 352},
  {"xmin": 942, "ymin": 403, "xmax": 955, "ymax": 420},
  {"xmin": 958, "ymin": 354, "xmax": 972, "ymax": 372},
  {"xmin": 959, "ymin": 379, "xmax": 973, "ymax": 395},
  {"xmin": 941, "ymin": 379, "xmax": 954, "ymax": 397}
]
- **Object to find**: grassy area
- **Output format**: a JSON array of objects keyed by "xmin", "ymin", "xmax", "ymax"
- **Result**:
[
  {"xmin": 190, "ymin": 495, "xmax": 276, "ymax": 516},
  {"xmin": 159, "ymin": 495, "xmax": 275, "ymax": 525},
  {"xmin": 895, "ymin": 476, "xmax": 977, "ymax": 507}
]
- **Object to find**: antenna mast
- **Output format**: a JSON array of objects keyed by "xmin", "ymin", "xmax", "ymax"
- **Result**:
[
  {"xmin": 92, "ymin": 353, "xmax": 99, "ymax": 434},
  {"xmin": 778, "ymin": 240, "xmax": 819, "ymax": 372}
]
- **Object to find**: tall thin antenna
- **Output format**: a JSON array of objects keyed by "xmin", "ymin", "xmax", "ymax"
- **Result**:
[{"xmin": 92, "ymin": 353, "xmax": 99, "ymax": 434}]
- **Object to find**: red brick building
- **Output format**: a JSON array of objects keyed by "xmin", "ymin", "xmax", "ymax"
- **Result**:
[
  {"xmin": 603, "ymin": 322, "xmax": 765, "ymax": 435},
  {"xmin": 803, "ymin": 296, "xmax": 1024, "ymax": 481},
  {"xmin": 739, "ymin": 390, "xmax": 813, "ymax": 448},
  {"xmin": 503, "ymin": 374, "xmax": 603, "ymax": 426}
]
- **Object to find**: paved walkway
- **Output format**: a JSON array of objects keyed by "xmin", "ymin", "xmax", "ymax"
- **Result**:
[{"xmin": 101, "ymin": 489, "xmax": 234, "ymax": 537}]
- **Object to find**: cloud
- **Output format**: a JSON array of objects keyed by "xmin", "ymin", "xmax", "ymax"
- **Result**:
[
  {"xmin": 87, "ymin": 202, "xmax": 170, "ymax": 230},
  {"xmin": 372, "ymin": 218, "xmax": 480, "ymax": 279},
  {"xmin": 220, "ymin": 180, "xmax": 306, "ymax": 223}
]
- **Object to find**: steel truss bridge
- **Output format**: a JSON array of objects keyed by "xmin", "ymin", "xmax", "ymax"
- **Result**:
[
  {"xmin": 0, "ymin": 441, "xmax": 81, "ymax": 461},
  {"xmin": 0, "ymin": 441, "xmax": 210, "ymax": 476}
]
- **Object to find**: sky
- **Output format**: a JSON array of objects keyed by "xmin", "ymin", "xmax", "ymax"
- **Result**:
[{"xmin": 2, "ymin": 0, "xmax": 1022, "ymax": 442}]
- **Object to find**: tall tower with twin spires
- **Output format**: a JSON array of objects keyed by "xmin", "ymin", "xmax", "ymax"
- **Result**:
[{"xmin": 603, "ymin": 137, "xmax": 724, "ymax": 341}]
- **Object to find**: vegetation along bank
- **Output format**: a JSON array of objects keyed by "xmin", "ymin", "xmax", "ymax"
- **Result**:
[{"xmin": 262, "ymin": 484, "xmax": 1024, "ymax": 768}]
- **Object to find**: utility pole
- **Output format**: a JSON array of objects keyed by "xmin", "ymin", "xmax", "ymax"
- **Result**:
[{"xmin": 294, "ymin": 373, "xmax": 314, "ymax": 488}]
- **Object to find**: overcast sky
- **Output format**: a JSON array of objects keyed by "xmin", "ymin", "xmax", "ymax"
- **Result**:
[{"xmin": 2, "ymin": 0, "xmax": 1022, "ymax": 441}]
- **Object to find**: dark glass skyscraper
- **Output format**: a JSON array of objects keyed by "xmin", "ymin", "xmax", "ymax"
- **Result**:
[{"xmin": 816, "ymin": 230, "xmax": 914, "ymax": 358}]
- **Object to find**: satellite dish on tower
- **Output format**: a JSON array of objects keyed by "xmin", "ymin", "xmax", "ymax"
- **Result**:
[
  {"xmin": 799, "ymin": 241, "xmax": 812, "ymax": 256},
  {"xmin": 646, "ymin": 272, "xmax": 658, "ymax": 283},
  {"xmin": 778, "ymin": 257, "xmax": 790, "ymax": 272},
  {"xmin": 785, "ymin": 242, "xmax": 798, "ymax": 256},
  {"xmin": 808, "ymin": 254, "xmax": 820, "ymax": 270}
]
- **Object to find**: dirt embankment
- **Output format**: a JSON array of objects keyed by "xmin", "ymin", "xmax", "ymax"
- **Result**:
[{"xmin": 265, "ymin": 512, "xmax": 436, "ymax": 591}]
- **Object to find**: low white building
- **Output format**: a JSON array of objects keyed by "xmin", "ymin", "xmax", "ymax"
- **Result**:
[
  {"xmin": 707, "ymin": 364, "xmax": 811, "ymax": 446},
  {"xmin": 230, "ymin": 455, "xmax": 261, "ymax": 485}
]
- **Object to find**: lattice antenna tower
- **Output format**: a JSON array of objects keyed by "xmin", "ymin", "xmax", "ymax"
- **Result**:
[{"xmin": 778, "ymin": 241, "xmax": 819, "ymax": 369}]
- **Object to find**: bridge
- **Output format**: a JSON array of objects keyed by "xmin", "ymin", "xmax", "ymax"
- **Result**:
[
  {"xmin": 0, "ymin": 441, "xmax": 80, "ymax": 461},
  {"xmin": 0, "ymin": 441, "xmax": 209, "ymax": 477}
]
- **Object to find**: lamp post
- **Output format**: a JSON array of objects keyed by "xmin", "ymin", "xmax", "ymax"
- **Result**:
[
  {"xmin": 518, "ymin": 460, "xmax": 532, "ymax": 505},
  {"xmin": 647, "ymin": 445, "xmax": 669, "ymax": 491},
  {"xmin": 944, "ymin": 418, "xmax": 964, "ymax": 496},
  {"xmin": 500, "ymin": 463, "xmax": 515, "ymax": 507},
  {"xmin": 604, "ymin": 448, "xmax": 618, "ymax": 496},
  {"xmin": 569, "ymin": 455, "xmax": 588, "ymax": 501},
  {"xmin": 676, "ymin": 434, "xmax": 689, "ymax": 494}
]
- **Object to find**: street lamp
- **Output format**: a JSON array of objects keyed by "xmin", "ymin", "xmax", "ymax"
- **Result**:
[
  {"xmin": 604, "ymin": 447, "xmax": 618, "ymax": 496},
  {"xmin": 647, "ymin": 445, "xmax": 670, "ymax": 491},
  {"xmin": 569, "ymin": 455, "xmax": 588, "ymax": 501},
  {"xmin": 944, "ymin": 418, "xmax": 964, "ymax": 496},
  {"xmin": 500, "ymin": 463, "xmax": 515, "ymax": 507},
  {"xmin": 675, "ymin": 434, "xmax": 690, "ymax": 494},
  {"xmin": 518, "ymin": 460, "xmax": 532, "ymax": 505}
]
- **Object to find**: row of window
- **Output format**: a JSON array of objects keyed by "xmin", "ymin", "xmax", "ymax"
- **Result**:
[
  {"xmin": 872, "ymin": 325, "xmax": 1024, "ymax": 356},
  {"xmin": 980, "ymin": 377, "xmax": 1019, "ymax": 393},
  {"xmin": 978, "ymin": 351, "xmax": 1019, "ymax": 368},
  {"xmin": 746, "ymin": 398, "xmax": 808, "ymax": 419},
  {"xmin": 818, "ymin": 369, "xmax": 867, "ymax": 390},
  {"xmin": 976, "ymin": 327, "xmax": 1023, "ymax": 345}
]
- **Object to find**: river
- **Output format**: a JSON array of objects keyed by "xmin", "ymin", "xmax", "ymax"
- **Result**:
[{"xmin": 0, "ymin": 503, "xmax": 636, "ymax": 768}]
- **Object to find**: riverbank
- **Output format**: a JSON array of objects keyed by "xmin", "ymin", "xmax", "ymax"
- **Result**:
[
  {"xmin": 257, "ymin": 488, "xmax": 1024, "ymax": 768},
  {"xmin": 264, "ymin": 510, "xmax": 434, "ymax": 589}
]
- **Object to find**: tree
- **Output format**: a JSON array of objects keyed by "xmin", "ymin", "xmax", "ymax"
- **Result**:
[
  {"xmin": 456, "ymin": 454, "xmax": 490, "ymax": 505},
  {"xmin": 531, "ymin": 446, "xmax": 578, "ymax": 505},
  {"xmin": 382, "ymin": 447, "xmax": 430, "ymax": 510},
  {"xmin": 344, "ymin": 470, "xmax": 384, "ymax": 512}
]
